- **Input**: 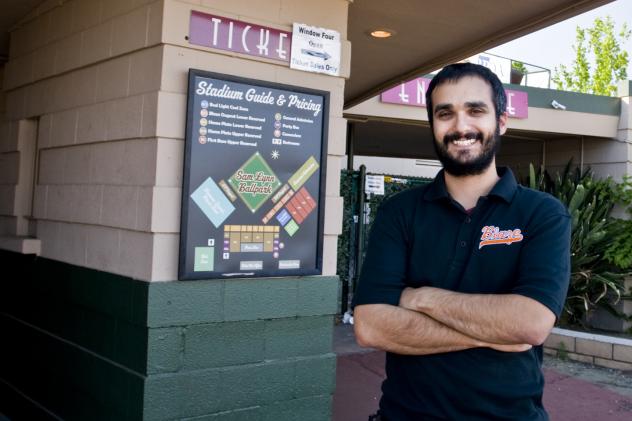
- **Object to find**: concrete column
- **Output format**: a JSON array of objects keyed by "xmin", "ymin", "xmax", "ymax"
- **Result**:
[
  {"xmin": 1, "ymin": 0, "xmax": 349, "ymax": 419},
  {"xmin": 616, "ymin": 80, "xmax": 632, "ymax": 178}
]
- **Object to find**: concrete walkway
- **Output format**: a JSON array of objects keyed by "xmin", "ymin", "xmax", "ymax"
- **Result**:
[{"xmin": 332, "ymin": 324, "xmax": 632, "ymax": 421}]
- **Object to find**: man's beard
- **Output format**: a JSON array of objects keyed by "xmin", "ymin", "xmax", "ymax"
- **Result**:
[{"xmin": 433, "ymin": 127, "xmax": 501, "ymax": 176}]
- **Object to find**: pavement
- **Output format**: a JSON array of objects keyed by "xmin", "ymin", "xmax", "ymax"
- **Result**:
[{"xmin": 332, "ymin": 323, "xmax": 632, "ymax": 421}]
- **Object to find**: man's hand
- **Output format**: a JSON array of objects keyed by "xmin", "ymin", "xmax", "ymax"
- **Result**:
[
  {"xmin": 399, "ymin": 286, "xmax": 556, "ymax": 346},
  {"xmin": 487, "ymin": 343, "xmax": 533, "ymax": 352},
  {"xmin": 398, "ymin": 286, "xmax": 422, "ymax": 310}
]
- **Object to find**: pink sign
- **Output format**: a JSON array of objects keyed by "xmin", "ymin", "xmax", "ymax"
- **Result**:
[
  {"xmin": 189, "ymin": 11, "xmax": 292, "ymax": 63},
  {"xmin": 380, "ymin": 77, "xmax": 529, "ymax": 119}
]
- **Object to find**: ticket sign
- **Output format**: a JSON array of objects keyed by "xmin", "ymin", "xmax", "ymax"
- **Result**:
[
  {"xmin": 179, "ymin": 70, "xmax": 329, "ymax": 280},
  {"xmin": 189, "ymin": 11, "xmax": 292, "ymax": 63}
]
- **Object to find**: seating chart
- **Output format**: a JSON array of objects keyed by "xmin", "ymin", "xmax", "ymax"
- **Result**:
[{"xmin": 179, "ymin": 70, "xmax": 327, "ymax": 280}]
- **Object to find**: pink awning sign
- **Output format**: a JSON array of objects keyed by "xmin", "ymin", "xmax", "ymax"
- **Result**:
[
  {"xmin": 189, "ymin": 11, "xmax": 292, "ymax": 63},
  {"xmin": 380, "ymin": 77, "xmax": 528, "ymax": 119}
]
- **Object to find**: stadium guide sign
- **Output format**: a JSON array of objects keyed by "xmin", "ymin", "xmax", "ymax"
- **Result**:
[{"xmin": 179, "ymin": 69, "xmax": 329, "ymax": 280}]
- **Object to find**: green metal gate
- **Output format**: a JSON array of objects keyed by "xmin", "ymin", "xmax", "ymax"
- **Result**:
[{"xmin": 337, "ymin": 166, "xmax": 432, "ymax": 315}]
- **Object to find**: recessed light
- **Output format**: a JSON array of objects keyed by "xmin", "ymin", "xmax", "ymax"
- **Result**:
[{"xmin": 369, "ymin": 28, "xmax": 395, "ymax": 38}]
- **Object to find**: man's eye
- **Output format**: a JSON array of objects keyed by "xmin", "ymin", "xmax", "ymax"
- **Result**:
[
  {"xmin": 470, "ymin": 108, "xmax": 484, "ymax": 115},
  {"xmin": 437, "ymin": 111, "xmax": 451, "ymax": 118}
]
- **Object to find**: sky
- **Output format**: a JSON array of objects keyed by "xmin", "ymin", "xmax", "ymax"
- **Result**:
[{"xmin": 488, "ymin": 0, "xmax": 632, "ymax": 80}]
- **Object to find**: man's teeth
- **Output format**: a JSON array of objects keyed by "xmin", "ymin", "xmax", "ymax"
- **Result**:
[{"xmin": 452, "ymin": 138, "xmax": 476, "ymax": 146}]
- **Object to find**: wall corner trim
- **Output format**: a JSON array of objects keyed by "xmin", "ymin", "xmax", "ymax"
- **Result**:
[{"xmin": 0, "ymin": 236, "xmax": 41, "ymax": 255}]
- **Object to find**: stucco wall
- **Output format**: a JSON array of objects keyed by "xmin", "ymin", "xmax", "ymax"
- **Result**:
[
  {"xmin": 545, "ymin": 88, "xmax": 632, "ymax": 181},
  {"xmin": 1, "ymin": 0, "xmax": 165, "ymax": 279}
]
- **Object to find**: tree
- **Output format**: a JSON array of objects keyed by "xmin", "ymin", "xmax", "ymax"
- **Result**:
[{"xmin": 552, "ymin": 16, "xmax": 631, "ymax": 96}]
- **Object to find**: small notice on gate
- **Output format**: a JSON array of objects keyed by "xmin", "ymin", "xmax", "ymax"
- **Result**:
[
  {"xmin": 290, "ymin": 23, "xmax": 341, "ymax": 76},
  {"xmin": 365, "ymin": 175, "xmax": 385, "ymax": 195}
]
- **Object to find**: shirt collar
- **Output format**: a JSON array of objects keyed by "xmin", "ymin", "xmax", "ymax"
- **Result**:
[
  {"xmin": 424, "ymin": 167, "xmax": 518, "ymax": 204},
  {"xmin": 489, "ymin": 167, "xmax": 518, "ymax": 203},
  {"xmin": 423, "ymin": 169, "xmax": 450, "ymax": 201}
]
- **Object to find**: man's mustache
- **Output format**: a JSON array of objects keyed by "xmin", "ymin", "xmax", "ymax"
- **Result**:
[{"xmin": 443, "ymin": 131, "xmax": 483, "ymax": 145}]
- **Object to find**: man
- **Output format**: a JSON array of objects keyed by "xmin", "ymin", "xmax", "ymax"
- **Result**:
[{"xmin": 353, "ymin": 63, "xmax": 571, "ymax": 420}]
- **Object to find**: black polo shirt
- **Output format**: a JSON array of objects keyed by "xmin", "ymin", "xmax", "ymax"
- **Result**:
[{"xmin": 353, "ymin": 167, "xmax": 571, "ymax": 421}]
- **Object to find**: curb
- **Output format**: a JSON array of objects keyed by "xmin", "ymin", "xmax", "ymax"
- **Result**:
[{"xmin": 544, "ymin": 327, "xmax": 632, "ymax": 371}]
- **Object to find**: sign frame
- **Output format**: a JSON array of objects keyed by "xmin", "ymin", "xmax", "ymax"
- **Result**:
[{"xmin": 178, "ymin": 69, "xmax": 329, "ymax": 281}]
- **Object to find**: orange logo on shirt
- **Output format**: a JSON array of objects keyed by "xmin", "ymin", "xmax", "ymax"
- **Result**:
[{"xmin": 479, "ymin": 226, "xmax": 523, "ymax": 249}]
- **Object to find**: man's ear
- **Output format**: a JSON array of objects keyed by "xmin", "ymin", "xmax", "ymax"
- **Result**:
[{"xmin": 498, "ymin": 112, "xmax": 508, "ymax": 135}]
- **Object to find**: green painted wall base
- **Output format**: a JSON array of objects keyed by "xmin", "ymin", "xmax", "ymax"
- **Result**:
[{"xmin": 0, "ymin": 250, "xmax": 339, "ymax": 420}]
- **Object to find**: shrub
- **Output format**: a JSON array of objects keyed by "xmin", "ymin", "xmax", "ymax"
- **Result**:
[{"xmin": 526, "ymin": 162, "xmax": 632, "ymax": 326}]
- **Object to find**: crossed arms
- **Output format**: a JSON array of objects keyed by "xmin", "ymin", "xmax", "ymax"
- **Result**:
[
  {"xmin": 354, "ymin": 288, "xmax": 556, "ymax": 355},
  {"xmin": 354, "ymin": 194, "xmax": 569, "ymax": 356}
]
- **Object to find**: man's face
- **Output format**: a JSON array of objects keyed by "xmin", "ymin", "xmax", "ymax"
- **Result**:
[{"xmin": 430, "ymin": 76, "xmax": 507, "ymax": 176}]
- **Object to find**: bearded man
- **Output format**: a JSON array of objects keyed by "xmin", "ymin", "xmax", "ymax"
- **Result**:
[{"xmin": 353, "ymin": 63, "xmax": 571, "ymax": 421}]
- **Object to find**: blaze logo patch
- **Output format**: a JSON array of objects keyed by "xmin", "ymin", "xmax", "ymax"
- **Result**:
[{"xmin": 479, "ymin": 226, "xmax": 523, "ymax": 249}]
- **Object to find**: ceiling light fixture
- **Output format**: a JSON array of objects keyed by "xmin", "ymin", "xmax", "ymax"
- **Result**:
[{"xmin": 369, "ymin": 28, "xmax": 395, "ymax": 39}]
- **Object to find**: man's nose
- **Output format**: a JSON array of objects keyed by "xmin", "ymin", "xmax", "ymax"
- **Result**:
[{"xmin": 454, "ymin": 112, "xmax": 470, "ymax": 133}]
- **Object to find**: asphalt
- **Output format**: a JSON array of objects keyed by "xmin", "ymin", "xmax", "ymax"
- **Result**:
[{"xmin": 332, "ymin": 323, "xmax": 632, "ymax": 421}]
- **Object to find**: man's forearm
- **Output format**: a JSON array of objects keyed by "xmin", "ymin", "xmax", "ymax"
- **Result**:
[
  {"xmin": 354, "ymin": 303, "xmax": 481, "ymax": 355},
  {"xmin": 353, "ymin": 303, "xmax": 530, "ymax": 355},
  {"xmin": 400, "ymin": 287, "xmax": 555, "ymax": 345}
]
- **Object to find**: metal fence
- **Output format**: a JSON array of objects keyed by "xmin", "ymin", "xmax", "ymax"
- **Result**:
[{"xmin": 337, "ymin": 166, "xmax": 432, "ymax": 314}]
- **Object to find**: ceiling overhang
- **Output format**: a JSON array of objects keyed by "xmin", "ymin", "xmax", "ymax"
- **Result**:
[{"xmin": 344, "ymin": 0, "xmax": 613, "ymax": 108}]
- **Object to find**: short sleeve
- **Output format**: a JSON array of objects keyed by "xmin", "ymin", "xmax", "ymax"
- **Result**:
[
  {"xmin": 512, "ymin": 206, "xmax": 571, "ymax": 318},
  {"xmin": 352, "ymin": 199, "xmax": 410, "ymax": 308}
]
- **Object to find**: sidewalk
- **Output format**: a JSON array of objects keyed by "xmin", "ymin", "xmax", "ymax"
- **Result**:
[{"xmin": 332, "ymin": 324, "xmax": 632, "ymax": 421}]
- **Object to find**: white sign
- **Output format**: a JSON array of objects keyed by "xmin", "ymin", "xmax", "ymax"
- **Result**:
[
  {"xmin": 365, "ymin": 175, "xmax": 385, "ymax": 195},
  {"xmin": 464, "ymin": 53, "xmax": 511, "ymax": 84},
  {"xmin": 290, "ymin": 23, "xmax": 341, "ymax": 76}
]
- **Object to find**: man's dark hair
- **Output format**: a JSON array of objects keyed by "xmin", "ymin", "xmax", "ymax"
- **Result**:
[{"xmin": 425, "ymin": 62, "xmax": 507, "ymax": 129}]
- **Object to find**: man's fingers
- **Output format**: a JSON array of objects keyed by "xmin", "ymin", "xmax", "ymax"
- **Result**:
[
  {"xmin": 488, "ymin": 343, "xmax": 532, "ymax": 352},
  {"xmin": 398, "ymin": 287, "xmax": 415, "ymax": 309}
]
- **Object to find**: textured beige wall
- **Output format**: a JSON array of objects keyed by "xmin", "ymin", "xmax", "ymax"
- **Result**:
[
  {"xmin": 1, "ymin": 0, "xmax": 349, "ymax": 281},
  {"xmin": 0, "ymin": 64, "xmax": 16, "ymax": 235},
  {"xmin": 509, "ymin": 108, "xmax": 619, "ymax": 138},
  {"xmin": 495, "ymin": 137, "xmax": 543, "ymax": 178},
  {"xmin": 544, "ymin": 95, "xmax": 632, "ymax": 182},
  {"xmin": 155, "ymin": 0, "xmax": 349, "ymax": 280},
  {"xmin": 2, "ymin": 0, "xmax": 168, "ymax": 280}
]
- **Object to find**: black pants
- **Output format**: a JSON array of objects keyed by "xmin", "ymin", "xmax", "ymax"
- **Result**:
[{"xmin": 368, "ymin": 412, "xmax": 387, "ymax": 421}]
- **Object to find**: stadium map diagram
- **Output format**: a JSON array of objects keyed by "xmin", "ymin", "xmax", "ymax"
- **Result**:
[{"xmin": 180, "ymin": 72, "xmax": 327, "ymax": 279}]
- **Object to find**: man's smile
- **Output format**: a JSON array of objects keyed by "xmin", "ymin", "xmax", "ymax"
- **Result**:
[
  {"xmin": 443, "ymin": 132, "xmax": 485, "ymax": 153},
  {"xmin": 451, "ymin": 138, "xmax": 478, "ymax": 147}
]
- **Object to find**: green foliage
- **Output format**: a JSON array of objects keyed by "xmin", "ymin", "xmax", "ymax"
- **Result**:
[
  {"xmin": 552, "ymin": 16, "xmax": 631, "ymax": 96},
  {"xmin": 603, "ymin": 175, "xmax": 632, "ymax": 270},
  {"xmin": 556, "ymin": 341, "xmax": 569, "ymax": 360},
  {"xmin": 604, "ymin": 219, "xmax": 632, "ymax": 269},
  {"xmin": 511, "ymin": 60, "xmax": 527, "ymax": 73},
  {"xmin": 526, "ymin": 162, "xmax": 632, "ymax": 326},
  {"xmin": 337, "ymin": 169, "xmax": 357, "ymax": 300}
]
